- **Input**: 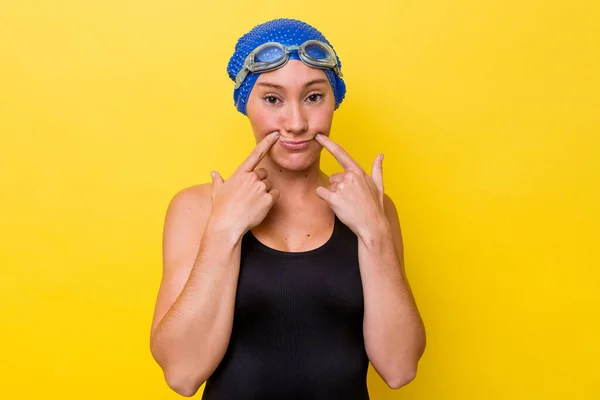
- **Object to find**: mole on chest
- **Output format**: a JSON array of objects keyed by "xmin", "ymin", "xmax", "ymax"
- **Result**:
[{"xmin": 252, "ymin": 223, "xmax": 333, "ymax": 253}]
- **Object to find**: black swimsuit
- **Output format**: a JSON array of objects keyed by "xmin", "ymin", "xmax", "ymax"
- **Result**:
[{"xmin": 202, "ymin": 215, "xmax": 369, "ymax": 400}]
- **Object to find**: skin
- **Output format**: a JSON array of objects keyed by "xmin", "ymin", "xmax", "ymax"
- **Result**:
[
  {"xmin": 149, "ymin": 60, "xmax": 426, "ymax": 397},
  {"xmin": 241, "ymin": 60, "xmax": 340, "ymax": 251}
]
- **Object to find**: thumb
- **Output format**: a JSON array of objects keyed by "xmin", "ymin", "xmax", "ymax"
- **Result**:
[
  {"xmin": 315, "ymin": 186, "xmax": 334, "ymax": 204},
  {"xmin": 371, "ymin": 154, "xmax": 384, "ymax": 205},
  {"xmin": 211, "ymin": 171, "xmax": 224, "ymax": 192}
]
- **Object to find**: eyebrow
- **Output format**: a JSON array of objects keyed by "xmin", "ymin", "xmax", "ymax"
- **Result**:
[{"xmin": 256, "ymin": 78, "xmax": 328, "ymax": 90}]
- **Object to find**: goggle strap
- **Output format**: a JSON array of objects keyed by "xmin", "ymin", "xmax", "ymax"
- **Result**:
[
  {"xmin": 334, "ymin": 66, "xmax": 343, "ymax": 77},
  {"xmin": 234, "ymin": 68, "xmax": 249, "ymax": 89}
]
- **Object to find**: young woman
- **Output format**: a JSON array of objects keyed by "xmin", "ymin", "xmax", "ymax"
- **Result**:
[{"xmin": 149, "ymin": 18, "xmax": 426, "ymax": 399}]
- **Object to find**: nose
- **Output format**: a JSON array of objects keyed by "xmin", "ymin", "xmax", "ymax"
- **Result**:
[{"xmin": 283, "ymin": 101, "xmax": 308, "ymax": 135}]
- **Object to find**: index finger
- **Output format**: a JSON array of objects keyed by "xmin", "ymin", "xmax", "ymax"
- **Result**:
[
  {"xmin": 314, "ymin": 134, "xmax": 361, "ymax": 171},
  {"xmin": 238, "ymin": 131, "xmax": 280, "ymax": 172}
]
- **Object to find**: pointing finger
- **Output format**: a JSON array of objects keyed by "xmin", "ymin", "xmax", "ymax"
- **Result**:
[
  {"xmin": 239, "ymin": 131, "xmax": 280, "ymax": 172},
  {"xmin": 314, "ymin": 134, "xmax": 361, "ymax": 172}
]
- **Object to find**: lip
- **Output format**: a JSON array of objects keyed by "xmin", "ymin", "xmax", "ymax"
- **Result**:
[{"xmin": 278, "ymin": 138, "xmax": 313, "ymax": 150}]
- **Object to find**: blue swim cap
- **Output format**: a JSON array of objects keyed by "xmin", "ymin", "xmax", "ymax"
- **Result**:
[{"xmin": 227, "ymin": 18, "xmax": 346, "ymax": 115}]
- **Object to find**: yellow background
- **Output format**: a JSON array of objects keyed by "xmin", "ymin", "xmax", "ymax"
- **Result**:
[{"xmin": 1, "ymin": 0, "xmax": 598, "ymax": 398}]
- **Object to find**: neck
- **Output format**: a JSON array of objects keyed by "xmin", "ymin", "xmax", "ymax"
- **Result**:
[{"xmin": 257, "ymin": 156, "xmax": 329, "ymax": 212}]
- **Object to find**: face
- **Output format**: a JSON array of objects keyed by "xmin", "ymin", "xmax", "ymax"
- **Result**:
[{"xmin": 245, "ymin": 60, "xmax": 336, "ymax": 171}]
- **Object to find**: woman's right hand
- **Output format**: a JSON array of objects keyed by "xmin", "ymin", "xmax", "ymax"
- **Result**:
[{"xmin": 208, "ymin": 131, "xmax": 281, "ymax": 238}]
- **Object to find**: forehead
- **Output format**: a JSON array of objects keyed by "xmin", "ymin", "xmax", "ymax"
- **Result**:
[{"xmin": 255, "ymin": 60, "xmax": 329, "ymax": 88}]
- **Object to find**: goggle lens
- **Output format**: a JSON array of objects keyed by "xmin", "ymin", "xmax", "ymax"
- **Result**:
[
  {"xmin": 304, "ymin": 42, "xmax": 329, "ymax": 60},
  {"xmin": 254, "ymin": 45, "xmax": 285, "ymax": 63}
]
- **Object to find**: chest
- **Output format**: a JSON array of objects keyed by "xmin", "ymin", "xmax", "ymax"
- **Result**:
[
  {"xmin": 235, "ymin": 232, "xmax": 364, "ymax": 324},
  {"xmin": 250, "ymin": 219, "xmax": 335, "ymax": 253}
]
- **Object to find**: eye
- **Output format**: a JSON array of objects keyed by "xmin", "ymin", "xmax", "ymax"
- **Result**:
[
  {"xmin": 263, "ymin": 94, "xmax": 281, "ymax": 106},
  {"xmin": 306, "ymin": 93, "xmax": 324, "ymax": 103}
]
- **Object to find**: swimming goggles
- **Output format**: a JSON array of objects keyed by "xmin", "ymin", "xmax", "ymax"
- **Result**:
[{"xmin": 234, "ymin": 40, "xmax": 343, "ymax": 89}]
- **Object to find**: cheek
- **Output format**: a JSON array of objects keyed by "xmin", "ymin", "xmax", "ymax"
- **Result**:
[
  {"xmin": 308, "ymin": 107, "xmax": 334, "ymax": 133},
  {"xmin": 248, "ymin": 105, "xmax": 281, "ymax": 134}
]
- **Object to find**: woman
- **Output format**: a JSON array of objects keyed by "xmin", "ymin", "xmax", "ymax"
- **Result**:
[{"xmin": 149, "ymin": 18, "xmax": 426, "ymax": 399}]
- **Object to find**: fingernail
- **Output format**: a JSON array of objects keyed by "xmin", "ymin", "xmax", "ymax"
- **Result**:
[
  {"xmin": 271, "ymin": 131, "xmax": 279, "ymax": 137},
  {"xmin": 210, "ymin": 171, "xmax": 215, "ymax": 178}
]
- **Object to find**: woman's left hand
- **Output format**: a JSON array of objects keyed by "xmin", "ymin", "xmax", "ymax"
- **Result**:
[{"xmin": 314, "ymin": 134, "xmax": 389, "ymax": 241}]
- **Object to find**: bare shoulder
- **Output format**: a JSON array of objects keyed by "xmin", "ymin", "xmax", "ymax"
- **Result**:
[
  {"xmin": 162, "ymin": 183, "xmax": 214, "ymax": 266},
  {"xmin": 166, "ymin": 183, "xmax": 213, "ymax": 218},
  {"xmin": 163, "ymin": 182, "xmax": 214, "ymax": 263}
]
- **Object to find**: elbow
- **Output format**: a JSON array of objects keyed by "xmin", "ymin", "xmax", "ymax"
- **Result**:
[
  {"xmin": 385, "ymin": 365, "xmax": 418, "ymax": 390},
  {"xmin": 150, "ymin": 339, "xmax": 208, "ymax": 396},
  {"xmin": 164, "ymin": 367, "xmax": 207, "ymax": 397},
  {"xmin": 386, "ymin": 329, "xmax": 426, "ymax": 389}
]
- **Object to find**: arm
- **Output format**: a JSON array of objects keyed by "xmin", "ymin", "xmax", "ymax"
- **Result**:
[
  {"xmin": 312, "ymin": 134, "xmax": 425, "ymax": 390},
  {"xmin": 359, "ymin": 193, "xmax": 426, "ymax": 389},
  {"xmin": 149, "ymin": 131, "xmax": 281, "ymax": 397},
  {"xmin": 149, "ymin": 184, "xmax": 243, "ymax": 397}
]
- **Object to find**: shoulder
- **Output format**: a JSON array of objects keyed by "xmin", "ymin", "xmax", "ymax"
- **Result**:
[
  {"xmin": 166, "ymin": 183, "xmax": 213, "ymax": 216},
  {"xmin": 162, "ymin": 183, "xmax": 213, "ymax": 254}
]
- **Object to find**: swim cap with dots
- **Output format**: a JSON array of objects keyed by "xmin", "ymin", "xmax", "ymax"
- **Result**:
[{"xmin": 227, "ymin": 18, "xmax": 346, "ymax": 115}]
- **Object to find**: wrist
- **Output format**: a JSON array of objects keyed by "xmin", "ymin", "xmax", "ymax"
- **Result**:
[
  {"xmin": 357, "ymin": 216, "xmax": 392, "ymax": 249},
  {"xmin": 206, "ymin": 213, "xmax": 245, "ymax": 246}
]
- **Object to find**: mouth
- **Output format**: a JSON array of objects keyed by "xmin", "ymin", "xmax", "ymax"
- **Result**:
[
  {"xmin": 278, "ymin": 137, "xmax": 314, "ymax": 150},
  {"xmin": 279, "ymin": 139, "xmax": 312, "ymax": 145}
]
